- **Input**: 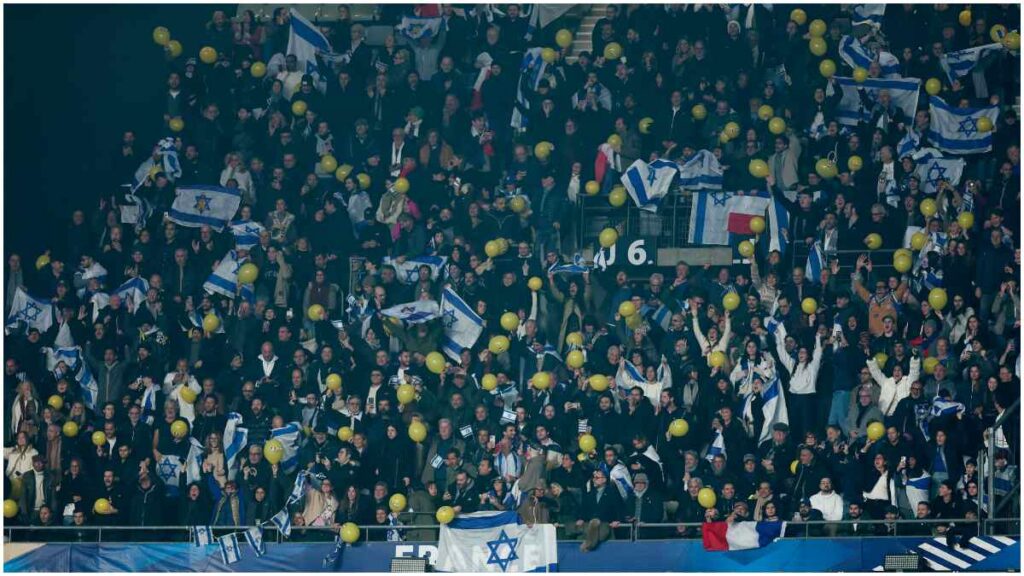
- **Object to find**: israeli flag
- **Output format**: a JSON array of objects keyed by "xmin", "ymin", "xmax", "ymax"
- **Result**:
[
  {"xmin": 928, "ymin": 95, "xmax": 1000, "ymax": 155},
  {"xmin": 189, "ymin": 308, "xmax": 225, "ymax": 335},
  {"xmin": 114, "ymin": 277, "xmax": 149, "ymax": 308},
  {"xmin": 836, "ymin": 76, "xmax": 920, "ymax": 127},
  {"xmin": 436, "ymin": 511, "xmax": 558, "ymax": 572},
  {"xmin": 745, "ymin": 374, "xmax": 790, "ymax": 443},
  {"xmin": 219, "ymin": 532, "xmax": 242, "ymax": 565},
  {"xmin": 397, "ymin": 15, "xmax": 442, "ymax": 40},
  {"xmin": 622, "ymin": 159, "xmax": 679, "ymax": 213},
  {"xmin": 381, "ymin": 299, "xmax": 441, "ymax": 325},
  {"xmin": 440, "ymin": 288, "xmax": 484, "ymax": 361},
  {"xmin": 688, "ymin": 191, "xmax": 734, "ymax": 246},
  {"xmin": 90, "ymin": 292, "xmax": 111, "ymax": 323},
  {"xmin": 42, "ymin": 346, "xmax": 98, "ymax": 410},
  {"xmin": 229, "ymin": 220, "xmax": 265, "ymax": 250},
  {"xmin": 270, "ymin": 508, "xmax": 292, "ymax": 537},
  {"xmin": 913, "ymin": 153, "xmax": 965, "ymax": 195},
  {"xmin": 288, "ymin": 8, "xmax": 332, "ymax": 88},
  {"xmin": 641, "ymin": 303, "xmax": 672, "ymax": 331},
  {"xmin": 191, "ymin": 525, "xmax": 214, "ymax": 547},
  {"xmin": 548, "ymin": 253, "xmax": 590, "ymax": 275},
  {"xmin": 7, "ymin": 287, "xmax": 54, "ymax": 334},
  {"xmin": 168, "ymin": 186, "xmax": 242, "ymax": 232},
  {"xmin": 156, "ymin": 454, "xmax": 183, "ymax": 495},
  {"xmin": 511, "ymin": 48, "xmax": 548, "ymax": 130},
  {"xmin": 838, "ymin": 36, "xmax": 901, "ymax": 78},
  {"xmin": 940, "ymin": 43, "xmax": 1005, "ymax": 83},
  {"xmin": 766, "ymin": 192, "xmax": 790, "ymax": 255},
  {"xmin": 706, "ymin": 430, "xmax": 726, "ymax": 462},
  {"xmin": 897, "ymin": 128, "xmax": 921, "ymax": 159},
  {"xmin": 905, "ymin": 471, "xmax": 931, "ymax": 512},
  {"xmin": 185, "ymin": 436, "xmax": 205, "ymax": 485},
  {"xmin": 223, "ymin": 413, "xmax": 249, "ymax": 482},
  {"xmin": 141, "ymin": 383, "xmax": 158, "ymax": 425},
  {"xmin": 677, "ymin": 150, "xmax": 724, "ymax": 191},
  {"xmin": 270, "ymin": 421, "xmax": 303, "ymax": 474},
  {"xmin": 203, "ymin": 249, "xmax": 246, "ymax": 299},
  {"xmin": 851, "ymin": 5, "xmax": 885, "ymax": 28},
  {"xmin": 384, "ymin": 255, "xmax": 447, "ymax": 284},
  {"xmin": 133, "ymin": 137, "xmax": 182, "ymax": 189},
  {"xmin": 287, "ymin": 471, "xmax": 309, "ymax": 506},
  {"xmin": 805, "ymin": 241, "xmax": 825, "ymax": 283},
  {"xmin": 245, "ymin": 525, "xmax": 266, "ymax": 557},
  {"xmin": 80, "ymin": 261, "xmax": 108, "ymax": 284}
]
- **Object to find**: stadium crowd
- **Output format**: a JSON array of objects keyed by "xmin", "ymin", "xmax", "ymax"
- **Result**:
[{"xmin": 2, "ymin": 3, "xmax": 1021, "ymax": 550}]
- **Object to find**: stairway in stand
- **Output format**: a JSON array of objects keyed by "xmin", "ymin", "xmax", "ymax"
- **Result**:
[{"xmin": 565, "ymin": 4, "xmax": 608, "ymax": 64}]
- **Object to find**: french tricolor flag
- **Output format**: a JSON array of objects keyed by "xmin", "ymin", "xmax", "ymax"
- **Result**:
[{"xmin": 703, "ymin": 521, "xmax": 786, "ymax": 551}]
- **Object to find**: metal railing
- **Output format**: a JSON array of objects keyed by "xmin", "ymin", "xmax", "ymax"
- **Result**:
[{"xmin": 979, "ymin": 396, "xmax": 1021, "ymax": 536}]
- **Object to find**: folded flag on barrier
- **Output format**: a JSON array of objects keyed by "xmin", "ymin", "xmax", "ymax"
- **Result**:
[
  {"xmin": 436, "ymin": 510, "xmax": 558, "ymax": 572},
  {"xmin": 621, "ymin": 158, "xmax": 679, "ymax": 213},
  {"xmin": 219, "ymin": 532, "xmax": 242, "ymax": 564},
  {"xmin": 191, "ymin": 525, "xmax": 214, "ymax": 547},
  {"xmin": 245, "ymin": 525, "xmax": 266, "ymax": 557},
  {"xmin": 703, "ymin": 520, "xmax": 786, "ymax": 551},
  {"xmin": 270, "ymin": 508, "xmax": 292, "ymax": 537}
]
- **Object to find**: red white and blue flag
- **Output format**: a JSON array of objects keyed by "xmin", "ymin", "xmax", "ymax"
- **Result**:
[{"xmin": 702, "ymin": 521, "xmax": 786, "ymax": 551}]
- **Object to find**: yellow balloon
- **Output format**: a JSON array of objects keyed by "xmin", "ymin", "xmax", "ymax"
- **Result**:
[
  {"xmin": 500, "ymin": 312, "xmax": 520, "ymax": 332},
  {"xmin": 815, "ymin": 158, "xmax": 837, "ymax": 179},
  {"xmin": 1004, "ymin": 31, "xmax": 1021, "ymax": 51},
  {"xmin": 326, "ymin": 373, "xmax": 342, "ymax": 391},
  {"xmin": 691, "ymin": 104, "xmax": 707, "ymax": 120},
  {"xmin": 911, "ymin": 231, "xmax": 929, "ymax": 251},
  {"xmin": 698, "ymin": 487, "xmax": 717, "ymax": 509},
  {"xmin": 894, "ymin": 248, "xmax": 912, "ymax": 260},
  {"xmin": 484, "ymin": 240, "xmax": 501, "ymax": 259},
  {"xmin": 928, "ymin": 288, "xmax": 948, "ymax": 311},
  {"xmin": 170, "ymin": 419, "xmax": 188, "ymax": 439},
  {"xmin": 923, "ymin": 357, "xmax": 940, "ymax": 375},
  {"xmin": 251, "ymin": 61, "xmax": 267, "ymax": 78},
  {"xmin": 93, "ymin": 497, "xmax": 112, "ymax": 515},
  {"xmin": 3, "ymin": 499, "xmax": 18, "ymax": 519},
  {"xmin": 62, "ymin": 421, "xmax": 79, "ymax": 438},
  {"xmin": 179, "ymin": 385, "xmax": 197, "ymax": 404},
  {"xmin": 738, "ymin": 240, "xmax": 755, "ymax": 258},
  {"xmin": 757, "ymin": 105, "xmax": 774, "ymax": 121},
  {"xmin": 976, "ymin": 117, "xmax": 993, "ymax": 133},
  {"xmin": 853, "ymin": 67, "xmax": 868, "ymax": 83},
  {"xmin": 724, "ymin": 122, "xmax": 741, "ymax": 139},
  {"xmin": 589, "ymin": 374, "xmax": 609, "ymax": 392},
  {"xmin": 925, "ymin": 78, "xmax": 942, "ymax": 96},
  {"xmin": 320, "ymin": 155, "xmax": 338, "ymax": 173},
  {"xmin": 237, "ymin": 263, "xmax": 258, "ymax": 284},
  {"xmin": 866, "ymin": 421, "xmax": 885, "ymax": 441},
  {"xmin": 801, "ymin": 297, "xmax": 818, "ymax": 315},
  {"xmin": 722, "ymin": 292, "xmax": 740, "ymax": 311},
  {"xmin": 603, "ymin": 42, "xmax": 623, "ymax": 60},
  {"xmin": 578, "ymin": 433, "xmax": 597, "ymax": 453},
  {"xmin": 618, "ymin": 301, "xmax": 637, "ymax": 318},
  {"xmin": 426, "ymin": 351, "xmax": 447, "ymax": 375},
  {"xmin": 606, "ymin": 135, "xmax": 623, "ymax": 151},
  {"xmin": 789, "ymin": 460, "xmax": 799, "ymax": 475},
  {"xmin": 436, "ymin": 505, "xmax": 456, "ymax": 524},
  {"xmin": 92, "ymin": 431, "xmax": 107, "ymax": 447},
  {"xmin": 639, "ymin": 117, "xmax": 654, "ymax": 134},
  {"xmin": 808, "ymin": 19, "xmax": 827, "ymax": 38},
  {"xmin": 389, "ymin": 493, "xmax": 407, "ymax": 513},
  {"xmin": 541, "ymin": 47, "xmax": 557, "ymax": 64},
  {"xmin": 991, "ymin": 24, "xmax": 1008, "ymax": 43},
  {"xmin": 48, "ymin": 395, "xmax": 64, "ymax": 411},
  {"xmin": 489, "ymin": 335, "xmax": 510, "ymax": 355},
  {"xmin": 169, "ymin": 117, "xmax": 184, "ymax": 133},
  {"xmin": 531, "ymin": 372, "xmax": 551, "ymax": 390},
  {"xmin": 510, "ymin": 196, "xmax": 526, "ymax": 213},
  {"xmin": 709, "ymin": 350, "xmax": 726, "ymax": 368},
  {"xmin": 397, "ymin": 384, "xmax": 416, "ymax": 405},
  {"xmin": 291, "ymin": 100, "xmax": 308, "ymax": 116},
  {"xmin": 790, "ymin": 8, "xmax": 807, "ymax": 25},
  {"xmin": 338, "ymin": 426, "xmax": 353, "ymax": 442},
  {"xmin": 566, "ymin": 332, "xmax": 584, "ymax": 348},
  {"xmin": 669, "ymin": 418, "xmax": 689, "ymax": 437},
  {"xmin": 199, "ymin": 46, "xmax": 217, "ymax": 64},
  {"xmin": 393, "ymin": 177, "xmax": 411, "ymax": 194},
  {"xmin": 566, "ymin": 350, "xmax": 585, "ymax": 369},
  {"xmin": 153, "ymin": 26, "xmax": 171, "ymax": 46},
  {"xmin": 307, "ymin": 304, "xmax": 325, "ymax": 321},
  {"xmin": 809, "ymin": 37, "xmax": 827, "ymax": 57},
  {"xmin": 749, "ymin": 216, "xmax": 766, "ymax": 234},
  {"xmin": 528, "ymin": 277, "xmax": 543, "ymax": 292},
  {"xmin": 893, "ymin": 253, "xmax": 912, "ymax": 273},
  {"xmin": 599, "ymin": 228, "xmax": 619, "ymax": 249},
  {"xmin": 819, "ymin": 59, "xmax": 836, "ymax": 79},
  {"xmin": 263, "ymin": 439, "xmax": 284, "ymax": 464},
  {"xmin": 340, "ymin": 522, "xmax": 360, "ymax": 543},
  {"xmin": 609, "ymin": 187, "xmax": 627, "ymax": 207},
  {"xmin": 958, "ymin": 212, "xmax": 975, "ymax": 230},
  {"xmin": 534, "ymin": 141, "xmax": 553, "ymax": 159},
  {"xmin": 35, "ymin": 253, "xmax": 50, "ymax": 270},
  {"xmin": 959, "ymin": 9, "xmax": 972, "ymax": 27},
  {"xmin": 919, "ymin": 198, "xmax": 937, "ymax": 218},
  {"xmin": 847, "ymin": 155, "xmax": 863, "ymax": 172},
  {"xmin": 865, "ymin": 233, "xmax": 882, "ymax": 250},
  {"xmin": 748, "ymin": 159, "xmax": 769, "ymax": 179},
  {"xmin": 335, "ymin": 164, "xmax": 353, "ymax": 181},
  {"xmin": 556, "ymin": 29, "xmax": 573, "ymax": 49},
  {"xmin": 584, "ymin": 180, "xmax": 600, "ymax": 195},
  {"xmin": 202, "ymin": 313, "xmax": 220, "ymax": 333},
  {"xmin": 481, "ymin": 374, "xmax": 498, "ymax": 391},
  {"xmin": 626, "ymin": 314, "xmax": 642, "ymax": 330},
  {"xmin": 166, "ymin": 40, "xmax": 183, "ymax": 58},
  {"xmin": 874, "ymin": 352, "xmax": 889, "ymax": 368},
  {"xmin": 768, "ymin": 117, "xmax": 786, "ymax": 135},
  {"xmin": 408, "ymin": 421, "xmax": 428, "ymax": 443}
]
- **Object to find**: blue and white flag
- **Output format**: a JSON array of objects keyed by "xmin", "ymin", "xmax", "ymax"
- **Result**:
[
  {"xmin": 928, "ymin": 96, "xmax": 1000, "ymax": 155},
  {"xmin": 384, "ymin": 255, "xmax": 447, "ymax": 284},
  {"xmin": 677, "ymin": 150, "xmax": 724, "ymax": 191},
  {"xmin": 805, "ymin": 242, "xmax": 825, "ymax": 283},
  {"xmin": 705, "ymin": 430, "xmax": 726, "ymax": 462},
  {"xmin": 511, "ymin": 48, "xmax": 548, "ymax": 130},
  {"xmin": 168, "ymin": 186, "xmax": 242, "ymax": 231},
  {"xmin": 851, "ymin": 5, "xmax": 885, "ymax": 28},
  {"xmin": 141, "ymin": 383, "xmax": 158, "ymax": 425},
  {"xmin": 436, "ymin": 511, "xmax": 558, "ymax": 572},
  {"xmin": 244, "ymin": 525, "xmax": 266, "ymax": 557},
  {"xmin": 921, "ymin": 396, "xmax": 966, "ymax": 441},
  {"xmin": 940, "ymin": 43, "xmax": 1005, "ymax": 83},
  {"xmin": 897, "ymin": 128, "xmax": 921, "ymax": 159},
  {"xmin": 114, "ymin": 277, "xmax": 149, "ymax": 308},
  {"xmin": 381, "ymin": 299, "xmax": 441, "ymax": 325},
  {"xmin": 270, "ymin": 508, "xmax": 292, "ymax": 537},
  {"xmin": 838, "ymin": 36, "xmax": 900, "ymax": 77},
  {"xmin": 836, "ymin": 76, "xmax": 920, "ymax": 127},
  {"xmin": 397, "ymin": 15, "xmax": 442, "ymax": 40},
  {"xmin": 621, "ymin": 159, "xmax": 679, "ymax": 213},
  {"xmin": 688, "ymin": 191, "xmax": 735, "ymax": 246},
  {"xmin": 287, "ymin": 471, "xmax": 309, "ymax": 506},
  {"xmin": 204, "ymin": 249, "xmax": 246, "ymax": 299},
  {"xmin": 440, "ymin": 287, "xmax": 484, "ymax": 361},
  {"xmin": 7, "ymin": 287, "xmax": 54, "ymax": 334},
  {"xmin": 42, "ymin": 346, "xmax": 98, "ymax": 410},
  {"xmin": 766, "ymin": 192, "xmax": 789, "ymax": 255},
  {"xmin": 548, "ymin": 253, "xmax": 590, "ymax": 275},
  {"xmin": 133, "ymin": 138, "xmax": 182, "ymax": 189},
  {"xmin": 189, "ymin": 307, "xmax": 225, "ymax": 335},
  {"xmin": 270, "ymin": 421, "xmax": 303, "ymax": 474},
  {"xmin": 288, "ymin": 8, "xmax": 332, "ymax": 87},
  {"xmin": 905, "ymin": 471, "xmax": 931, "ymax": 512},
  {"xmin": 745, "ymin": 374, "xmax": 790, "ymax": 443},
  {"xmin": 185, "ymin": 436, "xmax": 205, "ymax": 485},
  {"xmin": 641, "ymin": 303, "xmax": 672, "ymax": 331},
  {"xmin": 229, "ymin": 220, "xmax": 265, "ymax": 250},
  {"xmin": 913, "ymin": 153, "xmax": 965, "ymax": 195},
  {"xmin": 223, "ymin": 412, "xmax": 249, "ymax": 482},
  {"xmin": 219, "ymin": 532, "xmax": 242, "ymax": 565},
  {"xmin": 156, "ymin": 454, "xmax": 184, "ymax": 495},
  {"xmin": 191, "ymin": 525, "xmax": 214, "ymax": 547}
]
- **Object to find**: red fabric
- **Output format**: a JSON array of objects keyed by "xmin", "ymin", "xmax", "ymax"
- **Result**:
[
  {"xmin": 727, "ymin": 213, "xmax": 756, "ymax": 235},
  {"xmin": 417, "ymin": 5, "xmax": 440, "ymax": 17},
  {"xmin": 702, "ymin": 522, "xmax": 730, "ymax": 551}
]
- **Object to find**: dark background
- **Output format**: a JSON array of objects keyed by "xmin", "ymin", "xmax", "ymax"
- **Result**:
[{"xmin": 4, "ymin": 4, "xmax": 235, "ymax": 260}]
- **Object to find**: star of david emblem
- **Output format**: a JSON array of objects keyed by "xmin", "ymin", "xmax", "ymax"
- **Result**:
[
  {"xmin": 957, "ymin": 117, "xmax": 978, "ymax": 137},
  {"xmin": 243, "ymin": 224, "xmax": 261, "ymax": 235},
  {"xmin": 442, "ymin": 308, "xmax": 458, "ymax": 329},
  {"xmin": 710, "ymin": 191, "xmax": 733, "ymax": 206},
  {"xmin": 157, "ymin": 458, "xmax": 178, "ymax": 482},
  {"xmin": 485, "ymin": 529, "xmax": 520, "ymax": 572},
  {"xmin": 16, "ymin": 300, "xmax": 42, "ymax": 323},
  {"xmin": 404, "ymin": 268, "xmax": 420, "ymax": 282},
  {"xmin": 193, "ymin": 194, "xmax": 213, "ymax": 214},
  {"xmin": 926, "ymin": 162, "xmax": 948, "ymax": 188}
]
